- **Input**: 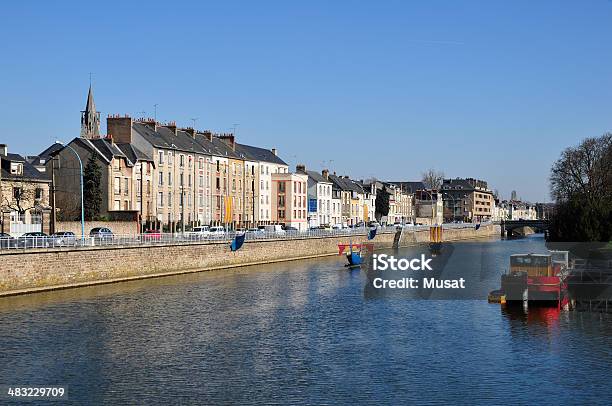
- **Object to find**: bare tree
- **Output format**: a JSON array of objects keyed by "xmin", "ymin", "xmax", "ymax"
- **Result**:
[
  {"xmin": 550, "ymin": 132, "xmax": 612, "ymax": 203},
  {"xmin": 1, "ymin": 181, "xmax": 41, "ymax": 217},
  {"xmin": 421, "ymin": 168, "xmax": 445, "ymax": 190}
]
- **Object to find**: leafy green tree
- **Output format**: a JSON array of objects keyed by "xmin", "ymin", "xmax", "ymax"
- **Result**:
[{"xmin": 83, "ymin": 153, "xmax": 102, "ymax": 220}]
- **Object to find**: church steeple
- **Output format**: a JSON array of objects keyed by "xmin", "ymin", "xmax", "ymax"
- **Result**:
[{"xmin": 81, "ymin": 85, "xmax": 101, "ymax": 138}]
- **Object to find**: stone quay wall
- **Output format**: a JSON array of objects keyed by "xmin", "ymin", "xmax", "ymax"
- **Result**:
[{"xmin": 0, "ymin": 224, "xmax": 499, "ymax": 296}]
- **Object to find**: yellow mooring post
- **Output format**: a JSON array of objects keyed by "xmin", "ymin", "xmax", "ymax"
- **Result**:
[{"xmin": 429, "ymin": 226, "xmax": 443, "ymax": 243}]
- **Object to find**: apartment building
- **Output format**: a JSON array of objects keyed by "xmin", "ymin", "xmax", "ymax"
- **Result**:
[
  {"xmin": 271, "ymin": 172, "xmax": 308, "ymax": 230},
  {"xmin": 441, "ymin": 177, "xmax": 494, "ymax": 222},
  {"xmin": 47, "ymin": 137, "xmax": 153, "ymax": 222},
  {"xmin": 296, "ymin": 165, "xmax": 333, "ymax": 227}
]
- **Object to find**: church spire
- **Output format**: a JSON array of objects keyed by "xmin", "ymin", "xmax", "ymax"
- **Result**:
[{"xmin": 81, "ymin": 85, "xmax": 101, "ymax": 138}]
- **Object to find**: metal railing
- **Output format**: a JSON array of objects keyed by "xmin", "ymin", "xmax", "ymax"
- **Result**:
[{"xmin": 0, "ymin": 222, "xmax": 491, "ymax": 252}]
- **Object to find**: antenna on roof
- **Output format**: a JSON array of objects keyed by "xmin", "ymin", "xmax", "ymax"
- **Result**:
[
  {"xmin": 232, "ymin": 123, "xmax": 239, "ymax": 135},
  {"xmin": 153, "ymin": 104, "xmax": 158, "ymax": 122},
  {"xmin": 191, "ymin": 117, "xmax": 198, "ymax": 129}
]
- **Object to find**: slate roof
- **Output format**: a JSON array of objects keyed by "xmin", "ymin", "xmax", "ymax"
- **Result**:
[
  {"xmin": 28, "ymin": 143, "xmax": 64, "ymax": 166},
  {"xmin": 133, "ymin": 123, "xmax": 207, "ymax": 155},
  {"xmin": 235, "ymin": 143, "xmax": 287, "ymax": 165},
  {"xmin": 329, "ymin": 174, "xmax": 364, "ymax": 193},
  {"xmin": 116, "ymin": 143, "xmax": 154, "ymax": 165},
  {"xmin": 387, "ymin": 181, "xmax": 426, "ymax": 194},
  {"xmin": 1, "ymin": 153, "xmax": 50, "ymax": 182}
]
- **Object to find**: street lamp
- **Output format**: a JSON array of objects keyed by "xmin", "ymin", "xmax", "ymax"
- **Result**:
[{"xmin": 56, "ymin": 141, "xmax": 85, "ymax": 240}]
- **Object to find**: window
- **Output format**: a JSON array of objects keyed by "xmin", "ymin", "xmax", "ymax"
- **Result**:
[
  {"xmin": 13, "ymin": 187, "xmax": 22, "ymax": 199},
  {"xmin": 114, "ymin": 177, "xmax": 120, "ymax": 194},
  {"xmin": 199, "ymin": 175, "xmax": 204, "ymax": 188},
  {"xmin": 232, "ymin": 179, "xmax": 236, "ymax": 191},
  {"xmin": 188, "ymin": 155, "xmax": 193, "ymax": 167},
  {"xmin": 158, "ymin": 151, "xmax": 164, "ymax": 164},
  {"xmin": 278, "ymin": 195, "xmax": 285, "ymax": 206},
  {"xmin": 216, "ymin": 161, "xmax": 220, "ymax": 172},
  {"xmin": 278, "ymin": 182, "xmax": 285, "ymax": 193},
  {"xmin": 199, "ymin": 192, "xmax": 204, "ymax": 207},
  {"xmin": 10, "ymin": 163, "xmax": 23, "ymax": 175},
  {"xmin": 180, "ymin": 173, "xmax": 184, "ymax": 187},
  {"xmin": 114, "ymin": 200, "xmax": 120, "ymax": 210},
  {"xmin": 168, "ymin": 172, "xmax": 173, "ymax": 186},
  {"xmin": 35, "ymin": 188, "xmax": 43, "ymax": 200},
  {"xmin": 188, "ymin": 174, "xmax": 192, "ymax": 187},
  {"xmin": 159, "ymin": 172, "xmax": 164, "ymax": 186},
  {"xmin": 113, "ymin": 159, "xmax": 120, "ymax": 171},
  {"xmin": 168, "ymin": 192, "xmax": 173, "ymax": 207},
  {"xmin": 260, "ymin": 165, "xmax": 264, "ymax": 175},
  {"xmin": 168, "ymin": 152, "xmax": 173, "ymax": 165},
  {"xmin": 180, "ymin": 154, "xmax": 185, "ymax": 167},
  {"xmin": 124, "ymin": 178, "xmax": 129, "ymax": 195},
  {"xmin": 199, "ymin": 158, "xmax": 203, "ymax": 169},
  {"xmin": 216, "ymin": 177, "xmax": 220, "ymax": 189}
]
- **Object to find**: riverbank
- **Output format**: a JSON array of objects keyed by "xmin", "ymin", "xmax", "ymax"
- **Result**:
[{"xmin": 0, "ymin": 224, "xmax": 499, "ymax": 297}]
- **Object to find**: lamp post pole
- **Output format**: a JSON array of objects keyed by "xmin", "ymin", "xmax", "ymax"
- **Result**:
[{"xmin": 58, "ymin": 142, "xmax": 85, "ymax": 240}]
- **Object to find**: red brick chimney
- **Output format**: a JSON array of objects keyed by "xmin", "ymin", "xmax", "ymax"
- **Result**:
[
  {"xmin": 322, "ymin": 169, "xmax": 329, "ymax": 180},
  {"xmin": 296, "ymin": 164, "xmax": 306, "ymax": 173},
  {"xmin": 106, "ymin": 114, "xmax": 133, "ymax": 144}
]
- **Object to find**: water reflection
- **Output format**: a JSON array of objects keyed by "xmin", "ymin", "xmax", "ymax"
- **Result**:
[{"xmin": 0, "ymin": 236, "xmax": 611, "ymax": 404}]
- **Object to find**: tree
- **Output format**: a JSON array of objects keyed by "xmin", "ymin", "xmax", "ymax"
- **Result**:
[
  {"xmin": 550, "ymin": 133, "xmax": 612, "ymax": 204},
  {"xmin": 548, "ymin": 133, "xmax": 612, "ymax": 242},
  {"xmin": 421, "ymin": 168, "xmax": 444, "ymax": 190},
  {"xmin": 83, "ymin": 153, "xmax": 102, "ymax": 220},
  {"xmin": 1, "ymin": 181, "xmax": 41, "ymax": 218},
  {"xmin": 375, "ymin": 185, "xmax": 390, "ymax": 221}
]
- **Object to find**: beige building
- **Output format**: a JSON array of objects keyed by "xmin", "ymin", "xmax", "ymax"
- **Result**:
[
  {"xmin": 1, "ymin": 144, "xmax": 51, "ymax": 235},
  {"xmin": 441, "ymin": 178, "xmax": 494, "ymax": 222},
  {"xmin": 47, "ymin": 137, "xmax": 153, "ymax": 225}
]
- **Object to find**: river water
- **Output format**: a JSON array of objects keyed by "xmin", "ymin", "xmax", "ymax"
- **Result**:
[{"xmin": 1, "ymin": 235, "xmax": 612, "ymax": 405}]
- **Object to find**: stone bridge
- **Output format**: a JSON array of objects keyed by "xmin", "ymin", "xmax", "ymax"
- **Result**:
[{"xmin": 500, "ymin": 219, "xmax": 549, "ymax": 237}]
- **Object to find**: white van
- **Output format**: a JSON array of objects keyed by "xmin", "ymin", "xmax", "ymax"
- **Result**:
[{"xmin": 264, "ymin": 225, "xmax": 285, "ymax": 234}]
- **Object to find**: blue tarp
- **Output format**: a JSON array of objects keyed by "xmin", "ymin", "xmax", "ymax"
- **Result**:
[{"xmin": 230, "ymin": 233, "xmax": 246, "ymax": 251}]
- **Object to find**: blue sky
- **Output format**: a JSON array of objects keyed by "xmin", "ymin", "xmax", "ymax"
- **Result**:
[{"xmin": 1, "ymin": 0, "xmax": 611, "ymax": 202}]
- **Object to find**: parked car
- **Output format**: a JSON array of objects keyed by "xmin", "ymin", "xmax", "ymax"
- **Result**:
[
  {"xmin": 332, "ymin": 223, "xmax": 344, "ymax": 230},
  {"xmin": 284, "ymin": 226, "xmax": 299, "ymax": 232},
  {"xmin": 209, "ymin": 226, "xmax": 227, "ymax": 237},
  {"xmin": 142, "ymin": 229, "xmax": 162, "ymax": 241},
  {"xmin": 0, "ymin": 232, "xmax": 15, "ymax": 248},
  {"xmin": 50, "ymin": 231, "xmax": 78, "ymax": 247},
  {"xmin": 186, "ymin": 226, "xmax": 210, "ymax": 240},
  {"xmin": 246, "ymin": 227, "xmax": 263, "ymax": 235},
  {"xmin": 17, "ymin": 232, "xmax": 50, "ymax": 248},
  {"xmin": 89, "ymin": 227, "xmax": 114, "ymax": 242}
]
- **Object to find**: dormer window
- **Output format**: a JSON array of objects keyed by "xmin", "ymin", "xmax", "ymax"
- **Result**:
[{"xmin": 10, "ymin": 163, "xmax": 23, "ymax": 175}]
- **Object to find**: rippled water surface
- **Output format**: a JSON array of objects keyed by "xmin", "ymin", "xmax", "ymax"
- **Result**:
[{"xmin": 1, "ymin": 236, "xmax": 612, "ymax": 405}]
